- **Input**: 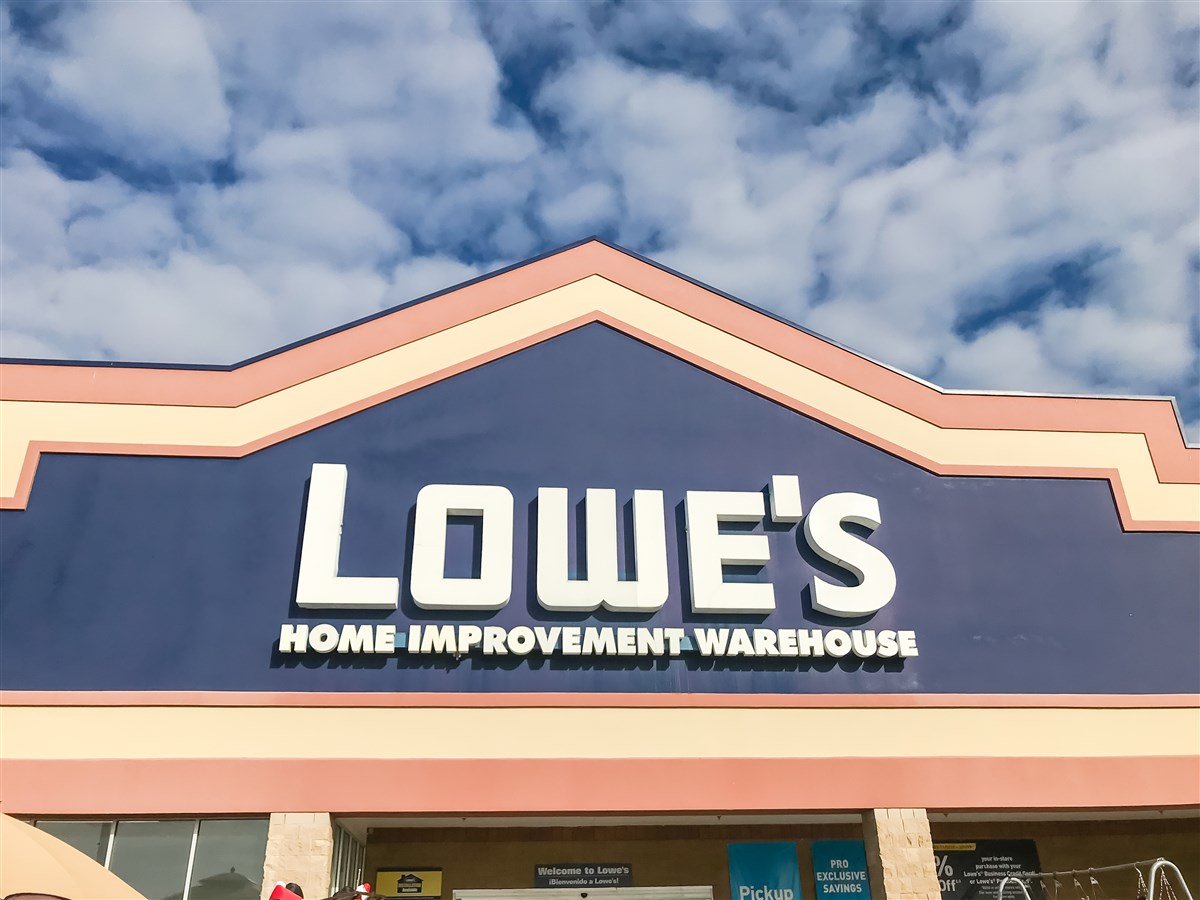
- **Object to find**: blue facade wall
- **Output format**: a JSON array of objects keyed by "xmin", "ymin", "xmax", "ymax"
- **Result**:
[{"xmin": 2, "ymin": 325, "xmax": 1197, "ymax": 694}]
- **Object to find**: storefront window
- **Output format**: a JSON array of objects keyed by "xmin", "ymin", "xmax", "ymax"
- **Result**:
[
  {"xmin": 331, "ymin": 823, "xmax": 365, "ymax": 894},
  {"xmin": 187, "ymin": 819, "xmax": 270, "ymax": 900},
  {"xmin": 35, "ymin": 818, "xmax": 269, "ymax": 900},
  {"xmin": 34, "ymin": 820, "xmax": 113, "ymax": 864},
  {"xmin": 108, "ymin": 820, "xmax": 195, "ymax": 900}
]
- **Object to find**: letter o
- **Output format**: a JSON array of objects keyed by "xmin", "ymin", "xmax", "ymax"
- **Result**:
[
  {"xmin": 507, "ymin": 626, "xmax": 535, "ymax": 655},
  {"xmin": 824, "ymin": 629, "xmax": 852, "ymax": 657},
  {"xmin": 308, "ymin": 623, "xmax": 339, "ymax": 653}
]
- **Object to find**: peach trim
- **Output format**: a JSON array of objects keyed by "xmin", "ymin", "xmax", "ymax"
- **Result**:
[
  {"xmin": 2, "ymin": 244, "xmax": 1195, "ymax": 447},
  {"xmin": 4, "ymin": 756, "xmax": 1197, "ymax": 815},
  {"xmin": 0, "ymin": 263, "xmax": 596, "ymax": 409},
  {"xmin": 0, "ymin": 314, "xmax": 597, "ymax": 512},
  {"xmin": 3, "ymin": 691, "xmax": 1197, "ymax": 709},
  {"xmin": 618, "ymin": 252, "xmax": 1197, "ymax": 486},
  {"xmin": 2, "ymin": 307, "xmax": 1196, "ymax": 531},
  {"xmin": 1, "ymin": 266, "xmax": 1196, "ymax": 530},
  {"xmin": 1, "ymin": 244, "xmax": 1192, "ymax": 482}
]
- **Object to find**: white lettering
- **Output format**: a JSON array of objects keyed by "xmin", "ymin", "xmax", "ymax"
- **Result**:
[
  {"xmin": 279, "ymin": 623, "xmax": 309, "ymax": 653},
  {"xmin": 850, "ymin": 629, "xmax": 877, "ymax": 657},
  {"xmin": 507, "ymin": 625, "xmax": 535, "ymax": 655},
  {"xmin": 824, "ymin": 628, "xmax": 853, "ymax": 657},
  {"xmin": 685, "ymin": 490, "xmax": 775, "ymax": 613},
  {"xmin": 295, "ymin": 464, "xmax": 399, "ymax": 609},
  {"xmin": 637, "ymin": 627, "xmax": 665, "ymax": 656},
  {"xmin": 753, "ymin": 628, "xmax": 779, "ymax": 656},
  {"xmin": 420, "ymin": 624, "xmax": 457, "ymax": 654},
  {"xmin": 616, "ymin": 627, "xmax": 638, "ymax": 656},
  {"xmin": 560, "ymin": 626, "xmax": 582, "ymax": 655},
  {"xmin": 797, "ymin": 628, "xmax": 825, "ymax": 657},
  {"xmin": 374, "ymin": 625, "xmax": 396, "ymax": 653},
  {"xmin": 693, "ymin": 627, "xmax": 731, "ymax": 656},
  {"xmin": 534, "ymin": 626, "xmax": 561, "ymax": 654},
  {"xmin": 410, "ymin": 483, "xmax": 514, "ymax": 610},
  {"xmin": 664, "ymin": 627, "xmax": 686, "ymax": 655},
  {"xmin": 583, "ymin": 627, "xmax": 616, "ymax": 655},
  {"xmin": 458, "ymin": 624, "xmax": 483, "ymax": 653},
  {"xmin": 803, "ymin": 492, "xmax": 896, "ymax": 618},
  {"xmin": 482, "ymin": 626, "xmax": 507, "ymax": 655},
  {"xmin": 537, "ymin": 488, "xmax": 669, "ymax": 612},
  {"xmin": 337, "ymin": 624, "xmax": 374, "ymax": 653},
  {"xmin": 769, "ymin": 474, "xmax": 804, "ymax": 523},
  {"xmin": 307, "ymin": 623, "xmax": 339, "ymax": 653},
  {"xmin": 778, "ymin": 629, "xmax": 799, "ymax": 656},
  {"xmin": 727, "ymin": 628, "xmax": 755, "ymax": 656},
  {"xmin": 876, "ymin": 629, "xmax": 899, "ymax": 658}
]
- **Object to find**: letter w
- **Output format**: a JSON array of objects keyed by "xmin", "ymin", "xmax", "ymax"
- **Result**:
[{"xmin": 536, "ymin": 488, "xmax": 668, "ymax": 612}]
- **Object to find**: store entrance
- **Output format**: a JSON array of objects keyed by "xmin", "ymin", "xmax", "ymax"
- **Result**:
[{"xmin": 456, "ymin": 888, "xmax": 714, "ymax": 900}]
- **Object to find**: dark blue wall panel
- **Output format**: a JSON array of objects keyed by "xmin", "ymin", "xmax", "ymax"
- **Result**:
[{"xmin": 2, "ymin": 325, "xmax": 1197, "ymax": 693}]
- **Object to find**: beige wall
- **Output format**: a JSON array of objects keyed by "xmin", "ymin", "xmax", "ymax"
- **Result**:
[
  {"xmin": 260, "ymin": 813, "xmax": 334, "ymax": 900},
  {"xmin": 9, "ymin": 706, "xmax": 1199, "ymax": 760},
  {"xmin": 363, "ymin": 820, "xmax": 1200, "ymax": 900}
]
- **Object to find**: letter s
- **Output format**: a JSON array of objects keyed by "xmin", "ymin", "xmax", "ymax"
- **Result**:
[{"xmin": 803, "ymin": 492, "xmax": 896, "ymax": 617}]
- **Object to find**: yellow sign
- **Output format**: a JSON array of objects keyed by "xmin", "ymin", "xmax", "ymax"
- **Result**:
[{"xmin": 377, "ymin": 869, "xmax": 443, "ymax": 900}]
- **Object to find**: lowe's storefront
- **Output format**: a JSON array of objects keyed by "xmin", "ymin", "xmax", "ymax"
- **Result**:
[{"xmin": 2, "ymin": 241, "xmax": 1197, "ymax": 900}]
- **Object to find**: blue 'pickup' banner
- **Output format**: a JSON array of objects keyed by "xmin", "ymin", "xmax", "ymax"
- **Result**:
[
  {"xmin": 729, "ymin": 842, "xmax": 802, "ymax": 900},
  {"xmin": 811, "ymin": 841, "xmax": 872, "ymax": 900}
]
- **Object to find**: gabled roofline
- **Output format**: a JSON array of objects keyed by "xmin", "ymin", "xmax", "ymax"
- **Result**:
[
  {"xmin": 2, "ymin": 236, "xmax": 1194, "ymax": 438},
  {"xmin": 2, "ymin": 240, "xmax": 1197, "ymax": 529},
  {"xmin": 0, "ymin": 237, "xmax": 605, "ymax": 371}
]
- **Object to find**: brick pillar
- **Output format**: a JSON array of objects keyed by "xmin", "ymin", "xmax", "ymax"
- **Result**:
[
  {"xmin": 260, "ymin": 812, "xmax": 334, "ymax": 900},
  {"xmin": 862, "ymin": 808, "xmax": 941, "ymax": 900}
]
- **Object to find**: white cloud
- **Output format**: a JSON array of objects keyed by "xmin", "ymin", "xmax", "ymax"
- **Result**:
[
  {"xmin": 0, "ymin": 0, "xmax": 1195, "ymax": 428},
  {"xmin": 240, "ymin": 128, "xmax": 354, "ymax": 184},
  {"xmin": 0, "ymin": 151, "xmax": 75, "ymax": 269},
  {"xmin": 1040, "ymin": 304, "xmax": 1193, "ymax": 389},
  {"xmin": 200, "ymin": 0, "xmax": 535, "ymax": 170},
  {"xmin": 875, "ymin": 0, "xmax": 957, "ymax": 38},
  {"xmin": 44, "ymin": 0, "xmax": 230, "ymax": 164},
  {"xmin": 187, "ymin": 177, "xmax": 404, "ymax": 269},
  {"xmin": 940, "ymin": 322, "xmax": 1086, "ymax": 395},
  {"xmin": 540, "ymin": 182, "xmax": 620, "ymax": 239},
  {"xmin": 66, "ymin": 193, "xmax": 182, "ymax": 265},
  {"xmin": 3, "ymin": 252, "xmax": 274, "ymax": 362},
  {"xmin": 386, "ymin": 256, "xmax": 487, "ymax": 307}
]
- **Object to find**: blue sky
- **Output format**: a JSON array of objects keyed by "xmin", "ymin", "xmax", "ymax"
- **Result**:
[{"xmin": 2, "ymin": 0, "xmax": 1198, "ymax": 437}]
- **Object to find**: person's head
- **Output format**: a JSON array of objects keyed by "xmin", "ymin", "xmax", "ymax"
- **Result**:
[{"xmin": 285, "ymin": 885, "xmax": 304, "ymax": 898}]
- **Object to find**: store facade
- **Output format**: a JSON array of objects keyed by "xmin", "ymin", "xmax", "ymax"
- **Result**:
[{"xmin": 1, "ymin": 240, "xmax": 1197, "ymax": 900}]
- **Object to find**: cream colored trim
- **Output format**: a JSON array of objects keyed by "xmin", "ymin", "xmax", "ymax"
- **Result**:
[
  {"xmin": 2, "ymin": 277, "xmax": 1197, "ymax": 524},
  {"xmin": 4, "ymin": 705, "xmax": 1198, "ymax": 761}
]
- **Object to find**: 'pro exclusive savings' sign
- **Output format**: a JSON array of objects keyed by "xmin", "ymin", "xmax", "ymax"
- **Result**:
[{"xmin": 812, "ymin": 841, "xmax": 872, "ymax": 899}]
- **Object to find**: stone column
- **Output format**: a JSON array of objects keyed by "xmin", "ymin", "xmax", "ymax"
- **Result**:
[
  {"xmin": 260, "ymin": 812, "xmax": 334, "ymax": 900},
  {"xmin": 862, "ymin": 808, "xmax": 941, "ymax": 900}
]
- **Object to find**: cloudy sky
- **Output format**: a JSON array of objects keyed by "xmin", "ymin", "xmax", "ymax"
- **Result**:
[{"xmin": 2, "ymin": 0, "xmax": 1197, "ymax": 437}]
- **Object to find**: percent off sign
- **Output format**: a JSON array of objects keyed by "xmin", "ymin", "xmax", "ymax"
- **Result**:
[{"xmin": 936, "ymin": 855, "xmax": 960, "ymax": 893}]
